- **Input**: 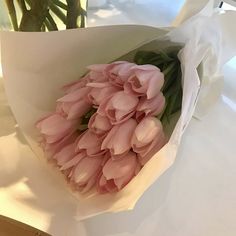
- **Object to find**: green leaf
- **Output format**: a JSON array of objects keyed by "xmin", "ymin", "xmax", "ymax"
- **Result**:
[
  {"xmin": 51, "ymin": 0, "xmax": 67, "ymax": 10},
  {"xmin": 5, "ymin": 0, "xmax": 18, "ymax": 30},
  {"xmin": 159, "ymin": 50, "xmax": 174, "ymax": 62},
  {"xmin": 19, "ymin": 0, "xmax": 49, "ymax": 32},
  {"xmin": 45, "ymin": 11, "xmax": 58, "ymax": 30},
  {"xmin": 49, "ymin": 1, "xmax": 66, "ymax": 24}
]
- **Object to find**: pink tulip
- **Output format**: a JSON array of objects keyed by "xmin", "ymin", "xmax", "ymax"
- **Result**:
[
  {"xmin": 105, "ymin": 61, "xmax": 136, "ymax": 87},
  {"xmin": 131, "ymin": 116, "xmax": 166, "ymax": 165},
  {"xmin": 88, "ymin": 113, "xmax": 112, "ymax": 135},
  {"xmin": 76, "ymin": 130, "xmax": 106, "ymax": 157},
  {"xmin": 41, "ymin": 132, "xmax": 78, "ymax": 157},
  {"xmin": 62, "ymin": 77, "xmax": 88, "ymax": 94},
  {"xmin": 87, "ymin": 82, "xmax": 120, "ymax": 106},
  {"xmin": 60, "ymin": 151, "xmax": 86, "ymax": 171},
  {"xmin": 70, "ymin": 156, "xmax": 103, "ymax": 193},
  {"xmin": 86, "ymin": 64, "xmax": 109, "ymax": 82},
  {"xmin": 98, "ymin": 91, "xmax": 139, "ymax": 124},
  {"xmin": 52, "ymin": 142, "xmax": 77, "ymax": 167},
  {"xmin": 56, "ymin": 86, "xmax": 92, "ymax": 120},
  {"xmin": 97, "ymin": 152, "xmax": 138, "ymax": 193},
  {"xmin": 137, "ymin": 135, "xmax": 166, "ymax": 166},
  {"xmin": 136, "ymin": 92, "xmax": 165, "ymax": 122},
  {"xmin": 63, "ymin": 63, "xmax": 108, "ymax": 94},
  {"xmin": 36, "ymin": 113, "xmax": 77, "ymax": 144},
  {"xmin": 124, "ymin": 64, "xmax": 164, "ymax": 99},
  {"xmin": 101, "ymin": 118, "xmax": 137, "ymax": 158}
]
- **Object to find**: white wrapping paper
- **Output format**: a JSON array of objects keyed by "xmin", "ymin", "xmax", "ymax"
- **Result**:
[{"xmin": 1, "ymin": 1, "xmax": 236, "ymax": 220}]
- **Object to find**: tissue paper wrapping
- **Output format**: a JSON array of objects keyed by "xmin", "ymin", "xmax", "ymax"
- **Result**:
[{"xmin": 0, "ymin": 19, "xmax": 221, "ymax": 219}]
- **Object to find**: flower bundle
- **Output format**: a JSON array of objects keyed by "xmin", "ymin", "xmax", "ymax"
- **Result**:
[
  {"xmin": 36, "ymin": 49, "xmax": 182, "ymax": 194},
  {"xmin": 1, "ymin": 5, "xmax": 228, "ymax": 218}
]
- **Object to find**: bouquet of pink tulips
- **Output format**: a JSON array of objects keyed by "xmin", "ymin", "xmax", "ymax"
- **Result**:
[
  {"xmin": 36, "ymin": 49, "xmax": 182, "ymax": 194},
  {"xmin": 2, "ymin": 20, "xmax": 216, "ymax": 218}
]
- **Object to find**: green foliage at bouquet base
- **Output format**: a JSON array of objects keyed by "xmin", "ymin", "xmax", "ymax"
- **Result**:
[{"xmin": 134, "ymin": 49, "xmax": 183, "ymax": 126}]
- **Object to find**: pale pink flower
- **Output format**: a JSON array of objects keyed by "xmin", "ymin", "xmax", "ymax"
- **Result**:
[
  {"xmin": 76, "ymin": 130, "xmax": 106, "ymax": 157},
  {"xmin": 42, "ymin": 132, "xmax": 77, "ymax": 157},
  {"xmin": 101, "ymin": 118, "xmax": 137, "ymax": 158},
  {"xmin": 86, "ymin": 64, "xmax": 108, "ymax": 82},
  {"xmin": 56, "ymin": 87, "xmax": 92, "ymax": 120},
  {"xmin": 105, "ymin": 61, "xmax": 136, "ymax": 87},
  {"xmin": 98, "ymin": 91, "xmax": 139, "ymax": 124},
  {"xmin": 62, "ymin": 77, "xmax": 88, "ymax": 94},
  {"xmin": 88, "ymin": 113, "xmax": 112, "ymax": 135},
  {"xmin": 87, "ymin": 82, "xmax": 120, "ymax": 106},
  {"xmin": 60, "ymin": 151, "xmax": 86, "ymax": 171},
  {"xmin": 97, "ymin": 152, "xmax": 138, "ymax": 193},
  {"xmin": 124, "ymin": 64, "xmax": 164, "ymax": 99},
  {"xmin": 52, "ymin": 142, "xmax": 77, "ymax": 167},
  {"xmin": 36, "ymin": 113, "xmax": 76, "ymax": 144},
  {"xmin": 36, "ymin": 61, "xmax": 169, "ymax": 194},
  {"xmin": 70, "ymin": 156, "xmax": 103, "ymax": 193},
  {"xmin": 131, "ymin": 116, "xmax": 166, "ymax": 165},
  {"xmin": 62, "ymin": 64, "xmax": 107, "ymax": 93},
  {"xmin": 136, "ymin": 92, "xmax": 165, "ymax": 122}
]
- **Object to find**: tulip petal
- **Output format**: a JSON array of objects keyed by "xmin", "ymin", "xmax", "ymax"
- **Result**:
[
  {"xmin": 72, "ymin": 157, "xmax": 102, "ymax": 183},
  {"xmin": 76, "ymin": 130, "xmax": 104, "ymax": 156},
  {"xmin": 106, "ymin": 61, "xmax": 135, "ymax": 85},
  {"xmin": 146, "ymin": 72, "xmax": 164, "ymax": 99},
  {"xmin": 67, "ymin": 100, "xmax": 91, "ymax": 120},
  {"xmin": 88, "ymin": 86, "xmax": 120, "ymax": 106},
  {"xmin": 86, "ymin": 82, "xmax": 110, "ymax": 88},
  {"xmin": 124, "ymin": 65, "xmax": 164, "ymax": 99},
  {"xmin": 102, "ymin": 119, "xmax": 137, "ymax": 155},
  {"xmin": 110, "ymin": 91, "xmax": 138, "ymax": 111},
  {"xmin": 102, "ymin": 152, "xmax": 137, "ymax": 180},
  {"xmin": 79, "ymin": 172, "xmax": 100, "ymax": 193},
  {"xmin": 133, "ymin": 64, "xmax": 160, "ymax": 72},
  {"xmin": 138, "ymin": 131, "xmax": 166, "ymax": 158},
  {"xmin": 88, "ymin": 113, "xmax": 112, "ymax": 135},
  {"xmin": 134, "ymin": 117, "xmax": 162, "ymax": 145},
  {"xmin": 39, "ymin": 114, "xmax": 74, "ymax": 136},
  {"xmin": 87, "ymin": 64, "xmax": 108, "ymax": 72},
  {"xmin": 137, "ymin": 92, "xmax": 165, "ymax": 117},
  {"xmin": 77, "ymin": 130, "xmax": 99, "ymax": 150},
  {"xmin": 104, "ymin": 91, "xmax": 138, "ymax": 124},
  {"xmin": 97, "ymin": 175, "xmax": 109, "ymax": 194},
  {"xmin": 44, "ymin": 132, "xmax": 77, "ymax": 157},
  {"xmin": 58, "ymin": 87, "xmax": 91, "ymax": 102},
  {"xmin": 53, "ymin": 143, "xmax": 76, "ymax": 166},
  {"xmin": 44, "ymin": 133, "xmax": 65, "ymax": 144},
  {"xmin": 88, "ymin": 71, "xmax": 107, "ymax": 82},
  {"xmin": 104, "ymin": 179, "xmax": 118, "ymax": 193},
  {"xmin": 114, "ymin": 169, "xmax": 134, "ymax": 190},
  {"xmin": 101, "ymin": 125, "xmax": 118, "ymax": 150},
  {"xmin": 62, "ymin": 78, "xmax": 88, "ymax": 93},
  {"xmin": 60, "ymin": 152, "xmax": 85, "ymax": 170},
  {"xmin": 110, "ymin": 119, "xmax": 137, "ymax": 155}
]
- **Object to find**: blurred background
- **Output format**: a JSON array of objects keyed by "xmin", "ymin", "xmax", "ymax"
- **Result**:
[{"xmin": 0, "ymin": 0, "xmax": 235, "ymax": 31}]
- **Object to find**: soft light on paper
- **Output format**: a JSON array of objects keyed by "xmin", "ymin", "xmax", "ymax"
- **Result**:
[{"xmin": 1, "ymin": 2, "xmax": 236, "ymax": 221}]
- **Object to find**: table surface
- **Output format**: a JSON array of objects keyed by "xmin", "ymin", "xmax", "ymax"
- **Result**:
[{"xmin": 1, "ymin": 1, "xmax": 236, "ymax": 236}]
